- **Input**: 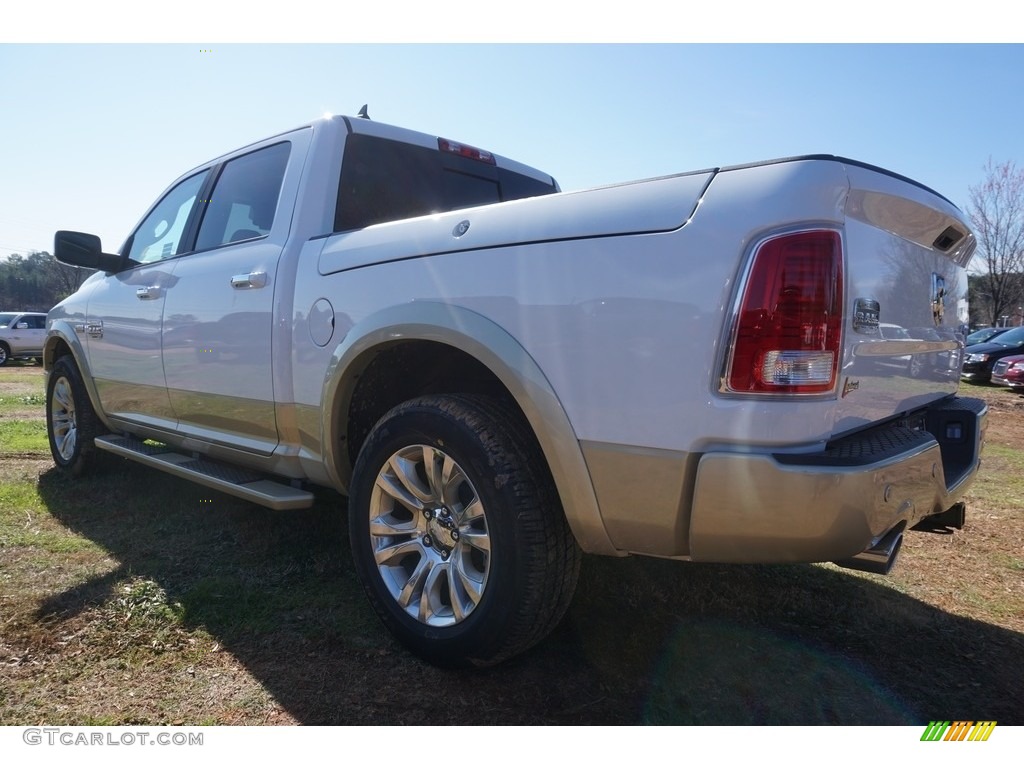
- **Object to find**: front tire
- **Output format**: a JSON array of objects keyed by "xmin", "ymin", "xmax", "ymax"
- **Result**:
[
  {"xmin": 908, "ymin": 354, "xmax": 924, "ymax": 377},
  {"xmin": 348, "ymin": 395, "xmax": 580, "ymax": 667},
  {"xmin": 46, "ymin": 355, "xmax": 103, "ymax": 475}
]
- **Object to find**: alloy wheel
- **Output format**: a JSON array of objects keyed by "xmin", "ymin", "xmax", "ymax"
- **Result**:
[
  {"xmin": 368, "ymin": 445, "xmax": 490, "ymax": 627},
  {"xmin": 49, "ymin": 375, "xmax": 78, "ymax": 462}
]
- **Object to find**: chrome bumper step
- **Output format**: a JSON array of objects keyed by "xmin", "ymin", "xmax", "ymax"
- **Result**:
[{"xmin": 94, "ymin": 434, "xmax": 315, "ymax": 511}]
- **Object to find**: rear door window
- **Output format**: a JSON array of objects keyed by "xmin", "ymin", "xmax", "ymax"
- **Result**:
[{"xmin": 195, "ymin": 142, "xmax": 291, "ymax": 251}]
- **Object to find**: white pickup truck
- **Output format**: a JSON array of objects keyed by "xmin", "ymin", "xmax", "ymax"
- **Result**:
[{"xmin": 47, "ymin": 113, "xmax": 986, "ymax": 666}]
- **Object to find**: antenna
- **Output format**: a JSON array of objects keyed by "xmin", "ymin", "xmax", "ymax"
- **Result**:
[{"xmin": 357, "ymin": 104, "xmax": 370, "ymax": 120}]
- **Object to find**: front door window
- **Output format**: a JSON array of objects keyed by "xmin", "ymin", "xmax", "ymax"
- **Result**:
[{"xmin": 127, "ymin": 171, "xmax": 208, "ymax": 265}]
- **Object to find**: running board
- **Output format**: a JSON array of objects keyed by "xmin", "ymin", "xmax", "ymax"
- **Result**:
[{"xmin": 94, "ymin": 435, "xmax": 315, "ymax": 511}]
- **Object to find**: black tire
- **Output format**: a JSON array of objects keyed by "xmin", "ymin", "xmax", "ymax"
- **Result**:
[
  {"xmin": 0, "ymin": 342, "xmax": 10, "ymax": 367},
  {"xmin": 348, "ymin": 394, "xmax": 581, "ymax": 668},
  {"xmin": 46, "ymin": 355, "xmax": 104, "ymax": 476},
  {"xmin": 908, "ymin": 354, "xmax": 924, "ymax": 377}
]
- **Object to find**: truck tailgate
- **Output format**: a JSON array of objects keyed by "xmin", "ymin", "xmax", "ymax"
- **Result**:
[{"xmin": 834, "ymin": 161, "xmax": 975, "ymax": 437}]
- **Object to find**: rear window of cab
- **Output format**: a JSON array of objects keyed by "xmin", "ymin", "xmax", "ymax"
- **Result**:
[{"xmin": 335, "ymin": 134, "xmax": 556, "ymax": 232}]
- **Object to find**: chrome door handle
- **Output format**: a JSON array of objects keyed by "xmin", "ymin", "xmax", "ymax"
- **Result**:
[
  {"xmin": 231, "ymin": 271, "xmax": 268, "ymax": 289},
  {"xmin": 136, "ymin": 286, "xmax": 160, "ymax": 300}
]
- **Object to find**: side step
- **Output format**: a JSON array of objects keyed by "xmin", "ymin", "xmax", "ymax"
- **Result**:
[{"xmin": 94, "ymin": 435, "xmax": 315, "ymax": 511}]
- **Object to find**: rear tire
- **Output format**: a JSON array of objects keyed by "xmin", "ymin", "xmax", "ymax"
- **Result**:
[
  {"xmin": 348, "ymin": 394, "xmax": 580, "ymax": 667},
  {"xmin": 0, "ymin": 343, "xmax": 10, "ymax": 367},
  {"xmin": 46, "ymin": 355, "xmax": 104, "ymax": 476}
]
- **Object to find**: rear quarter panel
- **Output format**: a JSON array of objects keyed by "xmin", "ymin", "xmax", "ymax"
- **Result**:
[{"xmin": 296, "ymin": 160, "xmax": 862, "ymax": 458}]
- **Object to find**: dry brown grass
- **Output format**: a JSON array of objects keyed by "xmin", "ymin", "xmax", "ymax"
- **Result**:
[{"xmin": 1, "ymin": 367, "xmax": 1022, "ymax": 725}]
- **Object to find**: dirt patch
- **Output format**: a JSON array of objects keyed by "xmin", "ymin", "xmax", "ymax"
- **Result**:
[
  {"xmin": 973, "ymin": 383, "xmax": 1024, "ymax": 447},
  {"xmin": 0, "ymin": 364, "xmax": 44, "ymax": 378}
]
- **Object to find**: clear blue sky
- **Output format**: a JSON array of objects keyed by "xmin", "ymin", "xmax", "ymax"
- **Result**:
[{"xmin": 1, "ymin": 43, "xmax": 1022, "ymax": 257}]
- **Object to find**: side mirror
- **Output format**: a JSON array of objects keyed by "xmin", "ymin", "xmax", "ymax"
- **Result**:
[
  {"xmin": 16, "ymin": 322, "xmax": 28, "ymax": 329},
  {"xmin": 54, "ymin": 231, "xmax": 124, "ymax": 272}
]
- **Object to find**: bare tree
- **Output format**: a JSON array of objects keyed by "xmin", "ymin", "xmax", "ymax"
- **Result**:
[
  {"xmin": 967, "ymin": 159, "xmax": 1024, "ymax": 326},
  {"xmin": 40, "ymin": 251, "xmax": 91, "ymax": 299}
]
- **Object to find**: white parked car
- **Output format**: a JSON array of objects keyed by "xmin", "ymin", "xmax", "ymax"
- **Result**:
[{"xmin": 0, "ymin": 311, "xmax": 47, "ymax": 366}]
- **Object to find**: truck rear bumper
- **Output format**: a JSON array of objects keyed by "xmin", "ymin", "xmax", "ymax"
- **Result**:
[{"xmin": 687, "ymin": 396, "xmax": 987, "ymax": 565}]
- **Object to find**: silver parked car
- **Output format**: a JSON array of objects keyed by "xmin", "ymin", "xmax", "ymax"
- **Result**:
[{"xmin": 0, "ymin": 311, "xmax": 47, "ymax": 366}]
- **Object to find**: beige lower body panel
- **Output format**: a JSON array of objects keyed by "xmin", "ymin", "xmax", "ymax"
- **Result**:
[
  {"xmin": 580, "ymin": 442, "xmax": 697, "ymax": 557},
  {"xmin": 583, "ymin": 398, "xmax": 985, "ymax": 564}
]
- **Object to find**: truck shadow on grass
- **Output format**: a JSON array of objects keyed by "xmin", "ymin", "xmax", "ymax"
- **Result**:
[{"xmin": 35, "ymin": 463, "xmax": 1024, "ymax": 725}]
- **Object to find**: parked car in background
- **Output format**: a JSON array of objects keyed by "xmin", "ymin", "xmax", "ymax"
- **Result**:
[
  {"xmin": 961, "ymin": 326, "xmax": 1024, "ymax": 383},
  {"xmin": 991, "ymin": 354, "xmax": 1024, "ymax": 390},
  {"xmin": 907, "ymin": 326, "xmax": 960, "ymax": 378},
  {"xmin": 966, "ymin": 326, "xmax": 1011, "ymax": 346},
  {"xmin": 0, "ymin": 311, "xmax": 47, "ymax": 366},
  {"xmin": 874, "ymin": 323, "xmax": 914, "ymax": 373}
]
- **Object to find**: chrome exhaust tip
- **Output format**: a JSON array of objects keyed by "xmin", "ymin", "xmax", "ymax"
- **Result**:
[{"xmin": 834, "ymin": 527, "xmax": 904, "ymax": 575}]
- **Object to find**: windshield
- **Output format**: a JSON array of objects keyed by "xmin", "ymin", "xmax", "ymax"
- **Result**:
[
  {"xmin": 0, "ymin": 313, "xmax": 16, "ymax": 328},
  {"xmin": 993, "ymin": 327, "xmax": 1024, "ymax": 345},
  {"xmin": 967, "ymin": 327, "xmax": 1006, "ymax": 344}
]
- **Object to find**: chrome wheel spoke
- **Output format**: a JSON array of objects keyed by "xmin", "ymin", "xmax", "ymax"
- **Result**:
[
  {"xmin": 369, "ymin": 514, "xmax": 420, "ymax": 538},
  {"xmin": 373, "ymin": 536, "xmax": 422, "ymax": 567},
  {"xmin": 435, "ymin": 451, "xmax": 461, "ymax": 506},
  {"xmin": 452, "ymin": 558, "xmax": 484, "ymax": 616},
  {"xmin": 424, "ymin": 447, "xmax": 459, "ymax": 505},
  {"xmin": 54, "ymin": 379, "xmax": 74, "ymax": 412},
  {"xmin": 423, "ymin": 446, "xmax": 441, "ymax": 500},
  {"xmin": 461, "ymin": 497, "xmax": 484, "ymax": 526},
  {"xmin": 387, "ymin": 454, "xmax": 435, "ymax": 506},
  {"xmin": 419, "ymin": 560, "xmax": 449, "ymax": 622},
  {"xmin": 396, "ymin": 556, "xmax": 431, "ymax": 610},
  {"xmin": 58, "ymin": 429, "xmax": 76, "ymax": 459},
  {"xmin": 459, "ymin": 498, "xmax": 490, "ymax": 554},
  {"xmin": 376, "ymin": 468, "xmax": 424, "ymax": 513},
  {"xmin": 391, "ymin": 454, "xmax": 434, "ymax": 504},
  {"xmin": 459, "ymin": 529, "xmax": 490, "ymax": 555},
  {"xmin": 52, "ymin": 412, "xmax": 73, "ymax": 432}
]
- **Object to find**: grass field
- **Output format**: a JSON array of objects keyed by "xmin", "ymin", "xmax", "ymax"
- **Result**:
[{"xmin": 1, "ymin": 363, "xmax": 1022, "ymax": 725}]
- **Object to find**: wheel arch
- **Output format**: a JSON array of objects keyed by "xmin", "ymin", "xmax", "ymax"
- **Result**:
[
  {"xmin": 43, "ymin": 323, "xmax": 113, "ymax": 431},
  {"xmin": 322, "ymin": 301, "xmax": 618, "ymax": 556}
]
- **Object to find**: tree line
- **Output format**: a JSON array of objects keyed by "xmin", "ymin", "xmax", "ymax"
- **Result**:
[
  {"xmin": 968, "ymin": 272, "xmax": 1024, "ymax": 329},
  {"xmin": 0, "ymin": 251, "xmax": 95, "ymax": 312},
  {"xmin": 967, "ymin": 159, "xmax": 1024, "ymax": 328}
]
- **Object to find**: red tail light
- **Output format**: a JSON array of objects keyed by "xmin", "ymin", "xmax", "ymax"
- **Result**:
[{"xmin": 725, "ymin": 230, "xmax": 844, "ymax": 394}]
